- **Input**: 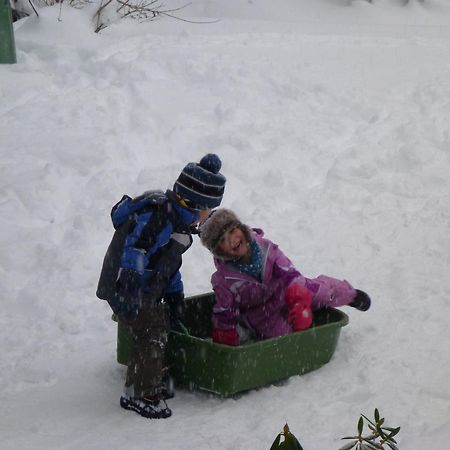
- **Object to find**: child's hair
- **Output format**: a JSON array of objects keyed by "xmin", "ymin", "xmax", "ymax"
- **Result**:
[{"xmin": 199, "ymin": 208, "xmax": 252, "ymax": 259}]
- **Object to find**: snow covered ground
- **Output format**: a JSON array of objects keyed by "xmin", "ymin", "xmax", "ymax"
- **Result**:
[{"xmin": 1, "ymin": 0, "xmax": 450, "ymax": 448}]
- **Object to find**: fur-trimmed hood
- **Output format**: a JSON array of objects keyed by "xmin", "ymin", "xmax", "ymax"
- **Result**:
[{"xmin": 199, "ymin": 208, "xmax": 252, "ymax": 259}]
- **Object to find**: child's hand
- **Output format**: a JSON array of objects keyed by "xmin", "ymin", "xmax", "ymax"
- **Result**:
[
  {"xmin": 116, "ymin": 268, "xmax": 141, "ymax": 297},
  {"xmin": 212, "ymin": 328, "xmax": 239, "ymax": 346},
  {"xmin": 287, "ymin": 303, "xmax": 313, "ymax": 331},
  {"xmin": 285, "ymin": 283, "xmax": 313, "ymax": 331},
  {"xmin": 285, "ymin": 283, "xmax": 312, "ymax": 308}
]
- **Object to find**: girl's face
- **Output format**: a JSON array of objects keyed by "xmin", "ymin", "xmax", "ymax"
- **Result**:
[{"xmin": 217, "ymin": 227, "xmax": 250, "ymax": 260}]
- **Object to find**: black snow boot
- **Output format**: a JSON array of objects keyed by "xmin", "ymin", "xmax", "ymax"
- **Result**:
[
  {"xmin": 350, "ymin": 289, "xmax": 371, "ymax": 311},
  {"xmin": 120, "ymin": 394, "xmax": 172, "ymax": 419}
]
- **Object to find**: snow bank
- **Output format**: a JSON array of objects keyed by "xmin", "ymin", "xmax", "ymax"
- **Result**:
[{"xmin": 1, "ymin": 1, "xmax": 449, "ymax": 448}]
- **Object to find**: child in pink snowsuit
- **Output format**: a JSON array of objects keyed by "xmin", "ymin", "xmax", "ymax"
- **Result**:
[{"xmin": 199, "ymin": 209, "xmax": 370, "ymax": 346}]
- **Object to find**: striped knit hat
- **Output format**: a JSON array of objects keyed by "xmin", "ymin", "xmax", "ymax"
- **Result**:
[{"xmin": 173, "ymin": 154, "xmax": 226, "ymax": 210}]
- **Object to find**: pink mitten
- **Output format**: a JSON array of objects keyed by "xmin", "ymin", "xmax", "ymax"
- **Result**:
[
  {"xmin": 285, "ymin": 283, "xmax": 313, "ymax": 331},
  {"xmin": 212, "ymin": 328, "xmax": 239, "ymax": 346},
  {"xmin": 287, "ymin": 303, "xmax": 313, "ymax": 331},
  {"xmin": 285, "ymin": 283, "xmax": 313, "ymax": 308}
]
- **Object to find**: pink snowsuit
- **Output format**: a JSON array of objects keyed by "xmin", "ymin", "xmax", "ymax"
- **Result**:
[{"xmin": 210, "ymin": 229, "xmax": 356, "ymax": 341}]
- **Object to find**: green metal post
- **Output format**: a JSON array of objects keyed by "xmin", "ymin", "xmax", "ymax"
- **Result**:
[{"xmin": 0, "ymin": 0, "xmax": 17, "ymax": 64}]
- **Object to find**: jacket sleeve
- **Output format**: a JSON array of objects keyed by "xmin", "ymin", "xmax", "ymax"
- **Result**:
[
  {"xmin": 211, "ymin": 274, "xmax": 240, "ymax": 333},
  {"xmin": 150, "ymin": 233, "xmax": 192, "ymax": 278},
  {"xmin": 270, "ymin": 241, "xmax": 306, "ymax": 288},
  {"xmin": 144, "ymin": 234, "xmax": 193, "ymax": 301},
  {"xmin": 263, "ymin": 237, "xmax": 356, "ymax": 309},
  {"xmin": 308, "ymin": 275, "xmax": 356, "ymax": 309},
  {"xmin": 269, "ymin": 240, "xmax": 327, "ymax": 302},
  {"xmin": 119, "ymin": 211, "xmax": 169, "ymax": 273},
  {"xmin": 118, "ymin": 210, "xmax": 191, "ymax": 300}
]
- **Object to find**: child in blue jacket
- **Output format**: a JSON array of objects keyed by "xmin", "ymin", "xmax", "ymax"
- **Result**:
[{"xmin": 97, "ymin": 154, "xmax": 226, "ymax": 419}]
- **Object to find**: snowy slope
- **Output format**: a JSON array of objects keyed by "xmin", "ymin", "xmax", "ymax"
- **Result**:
[{"xmin": 1, "ymin": 1, "xmax": 450, "ymax": 448}]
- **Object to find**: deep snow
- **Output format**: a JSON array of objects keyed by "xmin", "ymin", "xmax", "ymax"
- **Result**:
[{"xmin": 1, "ymin": 0, "xmax": 450, "ymax": 448}]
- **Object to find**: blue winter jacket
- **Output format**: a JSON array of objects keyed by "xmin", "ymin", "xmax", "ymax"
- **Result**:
[{"xmin": 96, "ymin": 190, "xmax": 199, "ymax": 319}]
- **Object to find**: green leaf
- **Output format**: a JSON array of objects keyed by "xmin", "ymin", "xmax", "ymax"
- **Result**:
[
  {"xmin": 269, "ymin": 434, "xmax": 281, "ymax": 450},
  {"xmin": 358, "ymin": 416, "xmax": 364, "ymax": 435},
  {"xmin": 374, "ymin": 409, "xmax": 380, "ymax": 423},
  {"xmin": 361, "ymin": 414, "xmax": 375, "ymax": 427},
  {"xmin": 376, "ymin": 425, "xmax": 389, "ymax": 441},
  {"xmin": 383, "ymin": 426, "xmax": 400, "ymax": 433},
  {"xmin": 383, "ymin": 426, "xmax": 401, "ymax": 439},
  {"xmin": 284, "ymin": 433, "xmax": 304, "ymax": 450}
]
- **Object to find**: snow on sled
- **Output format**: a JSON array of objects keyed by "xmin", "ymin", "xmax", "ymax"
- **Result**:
[{"xmin": 114, "ymin": 292, "xmax": 349, "ymax": 397}]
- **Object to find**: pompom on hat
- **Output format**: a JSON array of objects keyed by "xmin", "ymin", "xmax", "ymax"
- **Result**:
[
  {"xmin": 199, "ymin": 208, "xmax": 252, "ymax": 259},
  {"xmin": 173, "ymin": 154, "xmax": 226, "ymax": 210}
]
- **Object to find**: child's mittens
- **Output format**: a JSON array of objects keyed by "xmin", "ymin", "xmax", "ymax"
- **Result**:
[
  {"xmin": 285, "ymin": 283, "xmax": 313, "ymax": 308},
  {"xmin": 116, "ymin": 268, "xmax": 141, "ymax": 298},
  {"xmin": 212, "ymin": 327, "xmax": 239, "ymax": 346},
  {"xmin": 350, "ymin": 289, "xmax": 371, "ymax": 311},
  {"xmin": 285, "ymin": 283, "xmax": 313, "ymax": 331},
  {"xmin": 287, "ymin": 303, "xmax": 313, "ymax": 331}
]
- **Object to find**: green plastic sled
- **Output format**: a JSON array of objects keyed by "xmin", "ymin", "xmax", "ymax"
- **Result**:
[{"xmin": 114, "ymin": 292, "xmax": 349, "ymax": 397}]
